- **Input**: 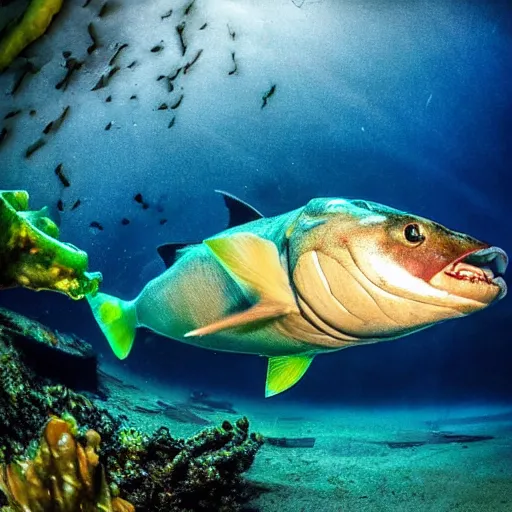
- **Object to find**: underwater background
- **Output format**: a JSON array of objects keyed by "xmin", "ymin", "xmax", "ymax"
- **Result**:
[{"xmin": 0, "ymin": 0, "xmax": 511, "ymax": 510}]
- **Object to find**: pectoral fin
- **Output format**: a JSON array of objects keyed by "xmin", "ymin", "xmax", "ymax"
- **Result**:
[
  {"xmin": 185, "ymin": 301, "xmax": 292, "ymax": 337},
  {"xmin": 266, "ymin": 355, "xmax": 314, "ymax": 397},
  {"xmin": 185, "ymin": 233, "xmax": 298, "ymax": 338},
  {"xmin": 205, "ymin": 233, "xmax": 295, "ymax": 304}
]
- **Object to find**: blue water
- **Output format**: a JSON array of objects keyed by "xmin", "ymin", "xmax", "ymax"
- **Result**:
[{"xmin": 0, "ymin": 0, "xmax": 511, "ymax": 409}]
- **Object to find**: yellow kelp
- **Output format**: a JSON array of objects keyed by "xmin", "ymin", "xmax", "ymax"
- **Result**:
[
  {"xmin": 0, "ymin": 416, "xmax": 134, "ymax": 512},
  {"xmin": 0, "ymin": 0, "xmax": 64, "ymax": 72}
]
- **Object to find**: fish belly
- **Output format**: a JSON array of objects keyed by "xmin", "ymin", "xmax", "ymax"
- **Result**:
[{"xmin": 134, "ymin": 246, "xmax": 307, "ymax": 356}]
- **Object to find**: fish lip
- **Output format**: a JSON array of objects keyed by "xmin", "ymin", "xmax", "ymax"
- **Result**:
[
  {"xmin": 443, "ymin": 246, "xmax": 508, "ymax": 301},
  {"xmin": 460, "ymin": 246, "xmax": 509, "ymax": 276}
]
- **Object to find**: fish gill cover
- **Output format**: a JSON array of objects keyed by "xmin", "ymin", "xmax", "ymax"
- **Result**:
[{"xmin": 0, "ymin": 0, "xmax": 511, "ymax": 510}]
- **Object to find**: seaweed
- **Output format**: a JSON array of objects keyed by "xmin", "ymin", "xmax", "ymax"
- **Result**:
[
  {"xmin": 0, "ymin": 190, "xmax": 102, "ymax": 299},
  {"xmin": 0, "ymin": 0, "xmax": 64, "ymax": 72},
  {"xmin": 0, "ymin": 310, "xmax": 264, "ymax": 511},
  {"xmin": 0, "ymin": 417, "xmax": 134, "ymax": 511}
]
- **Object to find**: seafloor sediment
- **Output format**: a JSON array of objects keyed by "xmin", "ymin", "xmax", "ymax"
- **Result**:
[
  {"xmin": 1, "ymin": 308, "xmax": 511, "ymax": 512},
  {"xmin": 0, "ymin": 308, "xmax": 264, "ymax": 512}
]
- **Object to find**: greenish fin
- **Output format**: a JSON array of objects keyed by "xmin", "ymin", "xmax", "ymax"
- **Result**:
[
  {"xmin": 265, "ymin": 354, "xmax": 314, "ymax": 398},
  {"xmin": 87, "ymin": 292, "xmax": 137, "ymax": 359}
]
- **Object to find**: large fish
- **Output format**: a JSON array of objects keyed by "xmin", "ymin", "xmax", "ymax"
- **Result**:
[{"xmin": 88, "ymin": 192, "xmax": 508, "ymax": 397}]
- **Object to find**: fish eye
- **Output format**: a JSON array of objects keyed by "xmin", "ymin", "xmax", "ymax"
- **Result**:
[{"xmin": 404, "ymin": 223, "xmax": 425, "ymax": 244}]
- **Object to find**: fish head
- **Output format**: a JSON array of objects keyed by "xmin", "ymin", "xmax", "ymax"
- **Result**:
[{"xmin": 287, "ymin": 198, "xmax": 508, "ymax": 341}]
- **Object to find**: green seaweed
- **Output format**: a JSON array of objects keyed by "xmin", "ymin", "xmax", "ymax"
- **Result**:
[
  {"xmin": 0, "ymin": 0, "xmax": 64, "ymax": 72},
  {"xmin": 0, "ymin": 190, "xmax": 102, "ymax": 300}
]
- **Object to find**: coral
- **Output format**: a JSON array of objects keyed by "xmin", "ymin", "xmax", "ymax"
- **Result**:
[
  {"xmin": 0, "ymin": 416, "xmax": 134, "ymax": 512},
  {"xmin": 0, "ymin": 0, "xmax": 64, "ymax": 72},
  {"xmin": 0, "ymin": 307, "xmax": 100, "ymax": 393},
  {"xmin": 107, "ymin": 417, "xmax": 264, "ymax": 511},
  {"xmin": 0, "ymin": 309, "xmax": 264, "ymax": 511},
  {"xmin": 0, "ymin": 190, "xmax": 102, "ymax": 300},
  {"xmin": 0, "ymin": 312, "xmax": 121, "ymax": 464}
]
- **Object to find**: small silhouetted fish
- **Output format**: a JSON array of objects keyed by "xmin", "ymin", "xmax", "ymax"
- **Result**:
[
  {"xmin": 158, "ymin": 103, "xmax": 168, "ymax": 110},
  {"xmin": 199, "ymin": 22, "xmax": 207, "ymax": 30},
  {"xmin": 183, "ymin": 49, "xmax": 202, "ymax": 74},
  {"xmin": 130, "ymin": 94, "xmax": 137, "ymax": 100},
  {"xmin": 184, "ymin": 0, "xmax": 195, "ymax": 15},
  {"xmin": 227, "ymin": 24, "xmax": 236, "ymax": 40},
  {"xmin": 4, "ymin": 110, "xmax": 21, "ymax": 119},
  {"xmin": 108, "ymin": 43, "xmax": 128, "ymax": 66},
  {"xmin": 56, "ymin": 57, "xmax": 83, "ymax": 91},
  {"xmin": 159, "ymin": 218, "xmax": 168, "ymax": 225},
  {"xmin": 71, "ymin": 199, "xmax": 81, "ymax": 210},
  {"xmin": 228, "ymin": 52, "xmax": 238, "ymax": 75},
  {"xmin": 57, "ymin": 199, "xmax": 64, "ymax": 212},
  {"xmin": 168, "ymin": 68, "xmax": 181, "ymax": 81},
  {"xmin": 98, "ymin": 1, "xmax": 111, "ymax": 17},
  {"xmin": 157, "ymin": 75, "xmax": 165, "ymax": 81},
  {"xmin": 87, "ymin": 22, "xmax": 100, "ymax": 54},
  {"xmin": 161, "ymin": 9, "xmax": 172, "ymax": 19},
  {"xmin": 90, "ymin": 221, "xmax": 104, "ymax": 231},
  {"xmin": 170, "ymin": 95, "xmax": 184, "ymax": 110},
  {"xmin": 43, "ymin": 106, "xmax": 70, "ymax": 135},
  {"xmin": 62, "ymin": 50, "xmax": 72, "ymax": 59},
  {"xmin": 151, "ymin": 44, "xmax": 163, "ymax": 53},
  {"xmin": 29, "ymin": 110, "xmax": 36, "ymax": 117},
  {"xmin": 168, "ymin": 117, "xmax": 175, "ymax": 128},
  {"xmin": 106, "ymin": 95, "xmax": 112, "ymax": 102},
  {"xmin": 142, "ymin": 202, "xmax": 149, "ymax": 210},
  {"xmin": 127, "ymin": 61, "xmax": 137, "ymax": 69},
  {"xmin": 134, "ymin": 193, "xmax": 143, "ymax": 204},
  {"xmin": 25, "ymin": 138, "xmax": 46, "ymax": 158},
  {"xmin": 91, "ymin": 66, "xmax": 120, "ymax": 91},
  {"xmin": 261, "ymin": 84, "xmax": 276, "ymax": 109},
  {"xmin": 121, "ymin": 218, "xmax": 130, "ymax": 225},
  {"xmin": 105, "ymin": 122, "xmax": 112, "ymax": 131},
  {"xmin": 176, "ymin": 23, "xmax": 186, "ymax": 56},
  {"xmin": 55, "ymin": 164, "xmax": 71, "ymax": 187},
  {"xmin": 0, "ymin": 127, "xmax": 7, "ymax": 146},
  {"xmin": 82, "ymin": 0, "xmax": 92, "ymax": 7}
]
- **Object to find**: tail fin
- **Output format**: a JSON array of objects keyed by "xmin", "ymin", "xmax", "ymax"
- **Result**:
[{"xmin": 87, "ymin": 292, "xmax": 137, "ymax": 359}]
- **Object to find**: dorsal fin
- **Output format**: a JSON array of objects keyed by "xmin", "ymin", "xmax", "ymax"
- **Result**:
[
  {"xmin": 215, "ymin": 190, "xmax": 264, "ymax": 228},
  {"xmin": 157, "ymin": 243, "xmax": 191, "ymax": 269},
  {"xmin": 156, "ymin": 191, "xmax": 264, "ymax": 269}
]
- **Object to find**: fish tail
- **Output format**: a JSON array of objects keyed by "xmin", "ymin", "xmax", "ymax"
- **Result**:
[{"xmin": 87, "ymin": 292, "xmax": 137, "ymax": 359}]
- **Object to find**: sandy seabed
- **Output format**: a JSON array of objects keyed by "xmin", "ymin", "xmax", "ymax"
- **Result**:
[{"xmin": 100, "ymin": 364, "xmax": 512, "ymax": 512}]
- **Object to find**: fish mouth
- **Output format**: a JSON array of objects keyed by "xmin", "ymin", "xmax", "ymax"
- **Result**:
[{"xmin": 430, "ymin": 246, "xmax": 508, "ymax": 303}]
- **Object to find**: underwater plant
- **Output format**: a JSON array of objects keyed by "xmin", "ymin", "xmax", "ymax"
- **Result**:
[
  {"xmin": 0, "ymin": 0, "xmax": 64, "ymax": 72},
  {"xmin": 0, "ymin": 416, "xmax": 134, "ymax": 512},
  {"xmin": 107, "ymin": 417, "xmax": 264, "ymax": 511},
  {"xmin": 0, "ymin": 190, "xmax": 102, "ymax": 300},
  {"xmin": 0, "ymin": 308, "xmax": 264, "ymax": 511}
]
